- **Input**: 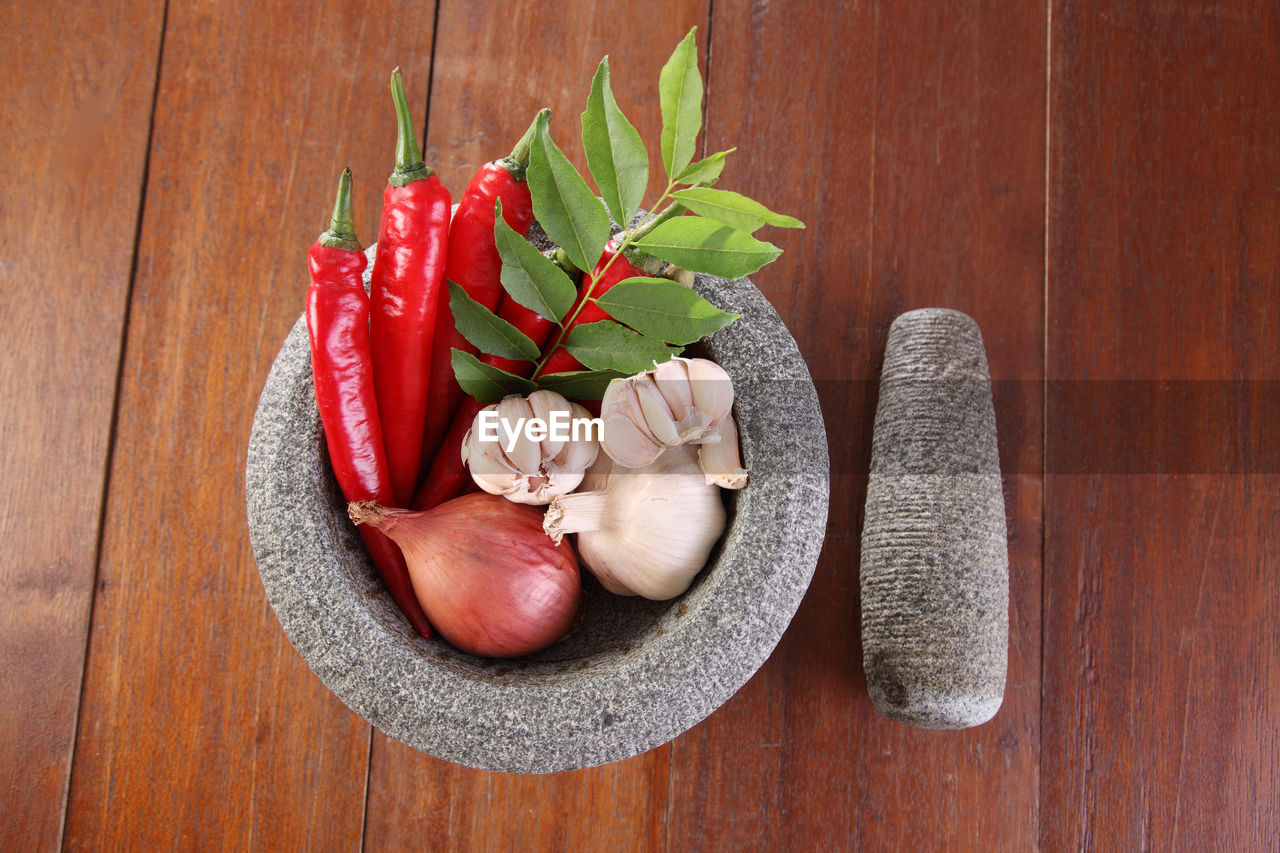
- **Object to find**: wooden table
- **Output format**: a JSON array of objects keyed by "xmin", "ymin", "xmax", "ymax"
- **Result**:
[{"xmin": 3, "ymin": 1, "xmax": 1275, "ymax": 849}]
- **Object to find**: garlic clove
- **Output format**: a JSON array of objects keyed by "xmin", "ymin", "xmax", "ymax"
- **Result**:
[
  {"xmin": 654, "ymin": 359, "xmax": 716, "ymax": 440},
  {"xmin": 464, "ymin": 434, "xmax": 524, "ymax": 496},
  {"xmin": 684, "ymin": 357, "xmax": 735, "ymax": 428},
  {"xmin": 459, "ymin": 404, "xmax": 497, "ymax": 467},
  {"xmin": 552, "ymin": 402, "xmax": 601, "ymax": 471},
  {"xmin": 556, "ymin": 440, "xmax": 600, "ymax": 473},
  {"xmin": 460, "ymin": 417, "xmax": 489, "ymax": 467},
  {"xmin": 634, "ymin": 377, "xmax": 682, "ymax": 447},
  {"xmin": 697, "ymin": 412, "xmax": 749, "ymax": 489},
  {"xmin": 600, "ymin": 378, "xmax": 649, "ymax": 436},
  {"xmin": 601, "ymin": 412, "xmax": 665, "ymax": 468},
  {"xmin": 601, "ymin": 380, "xmax": 665, "ymax": 468},
  {"xmin": 496, "ymin": 394, "xmax": 541, "ymax": 474},
  {"xmin": 652, "ymin": 357, "xmax": 695, "ymax": 415},
  {"xmin": 528, "ymin": 389, "xmax": 568, "ymax": 461}
]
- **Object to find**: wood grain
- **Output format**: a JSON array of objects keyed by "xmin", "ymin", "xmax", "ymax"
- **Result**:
[
  {"xmin": 419, "ymin": 0, "xmax": 709, "ymax": 198},
  {"xmin": 1, "ymin": 0, "xmax": 1275, "ymax": 847},
  {"xmin": 59, "ymin": 1, "xmax": 438, "ymax": 848},
  {"xmin": 365, "ymin": 743, "xmax": 671, "ymax": 852},
  {"xmin": 666, "ymin": 0, "xmax": 1046, "ymax": 848},
  {"xmin": 361, "ymin": 3, "xmax": 706, "ymax": 849},
  {"xmin": 0, "ymin": 2, "xmax": 163, "ymax": 849},
  {"xmin": 1043, "ymin": 1, "xmax": 1280, "ymax": 849}
]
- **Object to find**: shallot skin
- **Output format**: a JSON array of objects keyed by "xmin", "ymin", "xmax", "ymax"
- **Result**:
[{"xmin": 350, "ymin": 494, "xmax": 581, "ymax": 658}]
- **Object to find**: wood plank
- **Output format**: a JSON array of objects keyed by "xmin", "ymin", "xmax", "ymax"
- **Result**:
[
  {"xmin": 365, "ymin": 743, "xmax": 670, "ymax": 852},
  {"xmin": 0, "ymin": 3, "xmax": 163, "ymax": 849},
  {"xmin": 360, "ymin": 2, "xmax": 707, "ymax": 849},
  {"xmin": 1043, "ymin": 1, "xmax": 1280, "ymax": 848},
  {"xmin": 60, "ymin": 1, "xmax": 440, "ymax": 848},
  {"xmin": 667, "ymin": 0, "xmax": 1046, "ymax": 848},
  {"xmin": 419, "ymin": 0, "xmax": 707, "ymax": 205}
]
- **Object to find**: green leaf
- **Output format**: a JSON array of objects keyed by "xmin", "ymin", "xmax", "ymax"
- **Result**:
[
  {"xmin": 633, "ymin": 216, "xmax": 782, "ymax": 279},
  {"xmin": 593, "ymin": 277, "xmax": 740, "ymax": 344},
  {"xmin": 658, "ymin": 27, "xmax": 703, "ymax": 179},
  {"xmin": 493, "ymin": 202, "xmax": 577, "ymax": 323},
  {"xmin": 527, "ymin": 109, "xmax": 610, "ymax": 273},
  {"xmin": 562, "ymin": 321, "xmax": 682, "ymax": 374},
  {"xmin": 450, "ymin": 349, "xmax": 537, "ymax": 404},
  {"xmin": 447, "ymin": 281, "xmax": 541, "ymax": 362},
  {"xmin": 674, "ymin": 148, "xmax": 734, "ymax": 185},
  {"xmin": 582, "ymin": 57, "xmax": 649, "ymax": 227},
  {"xmin": 536, "ymin": 369, "xmax": 625, "ymax": 401},
  {"xmin": 670, "ymin": 187, "xmax": 805, "ymax": 232}
]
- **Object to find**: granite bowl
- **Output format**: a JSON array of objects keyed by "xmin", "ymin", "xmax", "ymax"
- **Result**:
[{"xmin": 245, "ymin": 265, "xmax": 829, "ymax": 773}]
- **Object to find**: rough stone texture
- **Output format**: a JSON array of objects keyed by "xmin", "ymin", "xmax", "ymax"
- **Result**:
[
  {"xmin": 860, "ymin": 308, "xmax": 1009, "ymax": 729},
  {"xmin": 245, "ymin": 263, "xmax": 829, "ymax": 772}
]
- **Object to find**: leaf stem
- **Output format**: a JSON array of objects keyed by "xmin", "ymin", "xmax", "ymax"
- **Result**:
[{"xmin": 532, "ymin": 181, "xmax": 681, "ymax": 377}]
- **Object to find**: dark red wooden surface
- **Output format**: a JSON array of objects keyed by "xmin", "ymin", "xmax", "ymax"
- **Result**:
[
  {"xmin": 0, "ymin": 1, "xmax": 163, "ymax": 845},
  {"xmin": 1042, "ymin": 2, "xmax": 1279, "ymax": 849},
  {"xmin": 0, "ymin": 0, "xmax": 1274, "ymax": 850}
]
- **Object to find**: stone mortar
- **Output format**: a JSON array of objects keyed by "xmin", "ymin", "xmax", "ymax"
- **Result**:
[
  {"xmin": 245, "ymin": 266, "xmax": 829, "ymax": 772},
  {"xmin": 860, "ymin": 308, "xmax": 1009, "ymax": 729}
]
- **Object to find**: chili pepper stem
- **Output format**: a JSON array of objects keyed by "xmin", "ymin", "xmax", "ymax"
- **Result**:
[
  {"xmin": 628, "ymin": 200, "xmax": 687, "ymax": 241},
  {"xmin": 499, "ymin": 108, "xmax": 551, "ymax": 181},
  {"xmin": 389, "ymin": 67, "xmax": 434, "ymax": 187},
  {"xmin": 319, "ymin": 168, "xmax": 362, "ymax": 252},
  {"xmin": 628, "ymin": 179, "xmax": 678, "ymax": 236}
]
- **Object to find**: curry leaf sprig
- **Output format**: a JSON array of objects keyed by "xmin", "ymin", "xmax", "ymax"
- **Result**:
[{"xmin": 451, "ymin": 26, "xmax": 803, "ymax": 403}]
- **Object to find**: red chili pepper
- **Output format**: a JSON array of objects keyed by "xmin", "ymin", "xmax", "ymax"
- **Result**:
[
  {"xmin": 412, "ymin": 396, "xmax": 484, "ymax": 511},
  {"xmin": 305, "ymin": 169, "xmax": 432, "ymax": 638},
  {"xmin": 369, "ymin": 68, "xmax": 452, "ymax": 506},
  {"xmin": 417, "ymin": 111, "xmax": 546, "ymax": 476},
  {"xmin": 412, "ymin": 280, "xmax": 561, "ymax": 511},
  {"xmin": 537, "ymin": 241, "xmax": 646, "ymax": 376}
]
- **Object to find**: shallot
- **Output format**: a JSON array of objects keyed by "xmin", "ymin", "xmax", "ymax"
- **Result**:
[{"xmin": 349, "ymin": 493, "xmax": 581, "ymax": 657}]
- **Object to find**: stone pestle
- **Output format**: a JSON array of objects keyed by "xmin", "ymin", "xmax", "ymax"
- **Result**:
[{"xmin": 859, "ymin": 308, "xmax": 1009, "ymax": 729}]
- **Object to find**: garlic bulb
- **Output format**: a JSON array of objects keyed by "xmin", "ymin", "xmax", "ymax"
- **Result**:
[
  {"xmin": 697, "ymin": 412, "xmax": 748, "ymax": 489},
  {"xmin": 543, "ymin": 444, "xmax": 725, "ymax": 600},
  {"xmin": 599, "ymin": 357, "xmax": 734, "ymax": 468},
  {"xmin": 461, "ymin": 389, "xmax": 600, "ymax": 505}
]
